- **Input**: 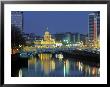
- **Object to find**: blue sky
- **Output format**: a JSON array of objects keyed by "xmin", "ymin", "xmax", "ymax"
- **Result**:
[{"xmin": 23, "ymin": 11, "xmax": 92, "ymax": 36}]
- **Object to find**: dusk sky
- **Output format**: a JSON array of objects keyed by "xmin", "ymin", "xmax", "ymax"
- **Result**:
[{"xmin": 23, "ymin": 11, "xmax": 92, "ymax": 36}]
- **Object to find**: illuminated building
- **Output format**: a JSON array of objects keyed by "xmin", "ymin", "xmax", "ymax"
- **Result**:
[
  {"xmin": 72, "ymin": 33, "xmax": 87, "ymax": 47},
  {"xmin": 88, "ymin": 11, "xmax": 100, "ymax": 48},
  {"xmin": 34, "ymin": 27, "xmax": 56, "ymax": 48},
  {"xmin": 11, "ymin": 11, "xmax": 23, "ymax": 32},
  {"xmin": 62, "ymin": 32, "xmax": 73, "ymax": 46},
  {"xmin": 64, "ymin": 32, "xmax": 73, "ymax": 43}
]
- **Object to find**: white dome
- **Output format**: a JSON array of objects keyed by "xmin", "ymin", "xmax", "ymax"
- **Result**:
[{"xmin": 45, "ymin": 31, "xmax": 49, "ymax": 35}]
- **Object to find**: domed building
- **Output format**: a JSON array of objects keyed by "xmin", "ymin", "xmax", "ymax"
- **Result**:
[{"xmin": 34, "ymin": 27, "xmax": 56, "ymax": 48}]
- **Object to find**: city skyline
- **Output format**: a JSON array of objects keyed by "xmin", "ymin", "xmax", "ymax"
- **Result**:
[
  {"xmin": 23, "ymin": 11, "xmax": 93, "ymax": 36},
  {"xmin": 11, "ymin": 11, "xmax": 100, "ymax": 77}
]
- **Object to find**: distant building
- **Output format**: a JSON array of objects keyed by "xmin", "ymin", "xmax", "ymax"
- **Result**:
[
  {"xmin": 29, "ymin": 33, "xmax": 37, "ymax": 41},
  {"xmin": 80, "ymin": 34, "xmax": 87, "ymax": 45},
  {"xmin": 53, "ymin": 33, "xmax": 64, "ymax": 42},
  {"xmin": 72, "ymin": 33, "xmax": 87, "ymax": 45},
  {"xmin": 72, "ymin": 34, "xmax": 76, "ymax": 44},
  {"xmin": 23, "ymin": 33, "xmax": 42, "ymax": 46},
  {"xmin": 74, "ymin": 33, "xmax": 80, "ymax": 43},
  {"xmin": 63, "ymin": 32, "xmax": 73, "ymax": 43},
  {"xmin": 34, "ymin": 27, "xmax": 56, "ymax": 48},
  {"xmin": 11, "ymin": 11, "xmax": 23, "ymax": 32},
  {"xmin": 53, "ymin": 32, "xmax": 87, "ymax": 46},
  {"xmin": 88, "ymin": 11, "xmax": 100, "ymax": 47}
]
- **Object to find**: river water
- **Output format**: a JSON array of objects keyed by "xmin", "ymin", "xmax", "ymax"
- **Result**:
[{"xmin": 17, "ymin": 53, "xmax": 100, "ymax": 77}]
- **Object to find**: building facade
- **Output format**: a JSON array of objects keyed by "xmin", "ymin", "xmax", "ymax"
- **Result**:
[
  {"xmin": 53, "ymin": 33, "xmax": 64, "ymax": 42},
  {"xmin": 63, "ymin": 32, "xmax": 73, "ymax": 43},
  {"xmin": 34, "ymin": 27, "xmax": 56, "ymax": 48},
  {"xmin": 88, "ymin": 11, "xmax": 100, "ymax": 48},
  {"xmin": 72, "ymin": 33, "xmax": 87, "ymax": 46},
  {"xmin": 11, "ymin": 11, "xmax": 23, "ymax": 32}
]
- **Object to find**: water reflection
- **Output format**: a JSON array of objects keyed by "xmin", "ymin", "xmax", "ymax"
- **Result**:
[
  {"xmin": 64, "ymin": 60, "xmax": 70, "ymax": 76},
  {"xmin": 55, "ymin": 53, "xmax": 64, "ymax": 61},
  {"xmin": 39, "ymin": 54, "xmax": 55, "ymax": 75},
  {"xmin": 18, "ymin": 69, "xmax": 22, "ymax": 77},
  {"xmin": 38, "ymin": 53, "xmax": 52, "ymax": 60},
  {"xmin": 20, "ymin": 53, "xmax": 100, "ymax": 77}
]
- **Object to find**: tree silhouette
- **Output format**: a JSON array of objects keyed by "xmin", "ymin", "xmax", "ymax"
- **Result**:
[{"xmin": 11, "ymin": 24, "xmax": 25, "ymax": 49}]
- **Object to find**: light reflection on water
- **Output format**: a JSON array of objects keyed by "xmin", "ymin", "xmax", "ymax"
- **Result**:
[{"xmin": 19, "ymin": 53, "xmax": 100, "ymax": 77}]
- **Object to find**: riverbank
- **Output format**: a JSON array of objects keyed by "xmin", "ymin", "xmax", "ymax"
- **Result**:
[{"xmin": 11, "ymin": 53, "xmax": 28, "ymax": 77}]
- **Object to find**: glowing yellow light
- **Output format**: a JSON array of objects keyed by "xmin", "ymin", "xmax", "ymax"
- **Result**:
[{"xmin": 51, "ymin": 60, "xmax": 55, "ymax": 71}]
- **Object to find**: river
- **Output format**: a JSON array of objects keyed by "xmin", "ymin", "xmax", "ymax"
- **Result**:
[{"xmin": 14, "ymin": 53, "xmax": 100, "ymax": 77}]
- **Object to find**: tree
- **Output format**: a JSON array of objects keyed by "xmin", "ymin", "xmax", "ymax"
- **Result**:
[{"xmin": 11, "ymin": 24, "xmax": 25, "ymax": 51}]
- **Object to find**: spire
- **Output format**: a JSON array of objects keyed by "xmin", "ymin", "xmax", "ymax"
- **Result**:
[
  {"xmin": 44, "ymin": 26, "xmax": 49, "ymax": 35},
  {"xmin": 46, "ymin": 26, "xmax": 48, "ymax": 31}
]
